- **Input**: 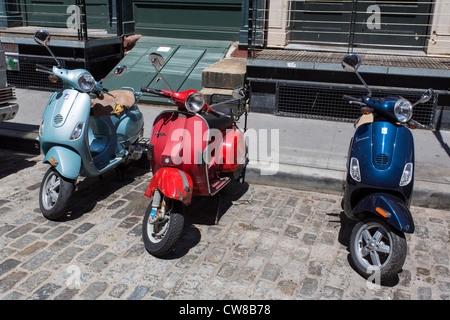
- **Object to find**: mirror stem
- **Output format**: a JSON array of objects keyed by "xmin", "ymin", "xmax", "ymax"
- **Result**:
[
  {"xmin": 153, "ymin": 65, "xmax": 173, "ymax": 98},
  {"xmin": 356, "ymin": 71, "xmax": 372, "ymax": 97},
  {"xmin": 45, "ymin": 45, "xmax": 61, "ymax": 68}
]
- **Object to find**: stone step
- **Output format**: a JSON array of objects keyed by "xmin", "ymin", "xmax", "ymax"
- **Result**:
[{"xmin": 201, "ymin": 57, "xmax": 246, "ymax": 90}]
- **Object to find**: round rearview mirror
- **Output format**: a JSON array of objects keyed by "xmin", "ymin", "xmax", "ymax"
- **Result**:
[
  {"xmin": 149, "ymin": 53, "xmax": 164, "ymax": 69},
  {"xmin": 232, "ymin": 87, "xmax": 245, "ymax": 99},
  {"xmin": 114, "ymin": 65, "xmax": 127, "ymax": 76},
  {"xmin": 342, "ymin": 53, "xmax": 361, "ymax": 72},
  {"xmin": 34, "ymin": 30, "xmax": 50, "ymax": 46},
  {"xmin": 418, "ymin": 88, "xmax": 433, "ymax": 104}
]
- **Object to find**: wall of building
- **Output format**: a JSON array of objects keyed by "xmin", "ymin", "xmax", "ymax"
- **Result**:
[{"xmin": 426, "ymin": 0, "xmax": 450, "ymax": 55}]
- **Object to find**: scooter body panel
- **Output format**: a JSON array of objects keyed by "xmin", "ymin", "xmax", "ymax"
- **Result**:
[
  {"xmin": 40, "ymin": 89, "xmax": 144, "ymax": 179},
  {"xmin": 149, "ymin": 110, "xmax": 217, "ymax": 196},
  {"xmin": 145, "ymin": 167, "xmax": 194, "ymax": 205},
  {"xmin": 116, "ymin": 106, "xmax": 144, "ymax": 147},
  {"xmin": 344, "ymin": 121, "xmax": 415, "ymax": 222},
  {"xmin": 352, "ymin": 193, "xmax": 415, "ymax": 233},
  {"xmin": 43, "ymin": 146, "xmax": 82, "ymax": 180},
  {"xmin": 217, "ymin": 129, "xmax": 246, "ymax": 173},
  {"xmin": 40, "ymin": 89, "xmax": 91, "ymax": 156}
]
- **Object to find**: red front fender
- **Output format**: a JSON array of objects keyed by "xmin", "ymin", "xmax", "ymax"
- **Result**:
[{"xmin": 145, "ymin": 167, "xmax": 194, "ymax": 205}]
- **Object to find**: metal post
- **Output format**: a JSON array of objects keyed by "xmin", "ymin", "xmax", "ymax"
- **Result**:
[
  {"xmin": 76, "ymin": 0, "xmax": 88, "ymax": 41},
  {"xmin": 347, "ymin": 0, "xmax": 357, "ymax": 53},
  {"xmin": 247, "ymin": 0, "xmax": 254, "ymax": 58}
]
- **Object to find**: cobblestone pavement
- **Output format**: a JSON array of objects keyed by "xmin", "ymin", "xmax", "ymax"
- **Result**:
[{"xmin": 0, "ymin": 149, "xmax": 448, "ymax": 301}]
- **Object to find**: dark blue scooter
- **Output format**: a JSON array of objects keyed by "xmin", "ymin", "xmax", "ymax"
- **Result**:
[{"xmin": 341, "ymin": 53, "xmax": 432, "ymax": 281}]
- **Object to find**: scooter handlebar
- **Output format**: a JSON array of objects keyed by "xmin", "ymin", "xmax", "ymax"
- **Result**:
[
  {"xmin": 141, "ymin": 86, "xmax": 164, "ymax": 96},
  {"xmin": 35, "ymin": 64, "xmax": 53, "ymax": 74},
  {"xmin": 342, "ymin": 94, "xmax": 365, "ymax": 106},
  {"xmin": 208, "ymin": 108, "xmax": 221, "ymax": 118}
]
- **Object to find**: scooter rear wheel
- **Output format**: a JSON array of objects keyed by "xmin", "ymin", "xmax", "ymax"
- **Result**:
[
  {"xmin": 142, "ymin": 197, "xmax": 184, "ymax": 258},
  {"xmin": 39, "ymin": 167, "xmax": 74, "ymax": 220},
  {"xmin": 349, "ymin": 216, "xmax": 407, "ymax": 281}
]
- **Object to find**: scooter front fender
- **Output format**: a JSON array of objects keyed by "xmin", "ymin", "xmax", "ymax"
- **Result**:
[
  {"xmin": 145, "ymin": 167, "xmax": 193, "ymax": 205},
  {"xmin": 353, "ymin": 193, "xmax": 415, "ymax": 233},
  {"xmin": 44, "ymin": 146, "xmax": 81, "ymax": 180}
]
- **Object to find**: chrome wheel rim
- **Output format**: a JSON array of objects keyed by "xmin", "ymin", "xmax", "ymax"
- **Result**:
[
  {"xmin": 41, "ymin": 171, "xmax": 61, "ymax": 210},
  {"xmin": 147, "ymin": 217, "xmax": 170, "ymax": 243},
  {"xmin": 353, "ymin": 221, "xmax": 393, "ymax": 270}
]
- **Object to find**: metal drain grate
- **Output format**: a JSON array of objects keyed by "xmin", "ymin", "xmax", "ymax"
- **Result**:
[
  {"xmin": 277, "ymin": 83, "xmax": 435, "ymax": 127},
  {"xmin": 255, "ymin": 50, "xmax": 450, "ymax": 70}
]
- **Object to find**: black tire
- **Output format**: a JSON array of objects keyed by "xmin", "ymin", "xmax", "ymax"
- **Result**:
[
  {"xmin": 142, "ymin": 197, "xmax": 184, "ymax": 258},
  {"xmin": 349, "ymin": 216, "xmax": 407, "ymax": 281},
  {"xmin": 39, "ymin": 167, "xmax": 75, "ymax": 220}
]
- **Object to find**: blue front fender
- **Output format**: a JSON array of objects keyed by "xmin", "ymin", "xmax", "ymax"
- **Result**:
[
  {"xmin": 352, "ymin": 193, "xmax": 415, "ymax": 233},
  {"xmin": 43, "ymin": 146, "xmax": 81, "ymax": 180}
]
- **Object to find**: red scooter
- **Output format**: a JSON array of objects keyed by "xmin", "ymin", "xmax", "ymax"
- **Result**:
[{"xmin": 140, "ymin": 53, "xmax": 248, "ymax": 257}]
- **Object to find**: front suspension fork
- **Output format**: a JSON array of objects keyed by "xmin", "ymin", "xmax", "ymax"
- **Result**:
[{"xmin": 149, "ymin": 189, "xmax": 166, "ymax": 224}]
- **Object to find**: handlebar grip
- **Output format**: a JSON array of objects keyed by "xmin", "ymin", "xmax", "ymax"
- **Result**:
[
  {"xmin": 141, "ymin": 87, "xmax": 161, "ymax": 95},
  {"xmin": 342, "ymin": 94, "xmax": 362, "ymax": 102},
  {"xmin": 209, "ymin": 109, "xmax": 221, "ymax": 118},
  {"xmin": 35, "ymin": 64, "xmax": 52, "ymax": 72}
]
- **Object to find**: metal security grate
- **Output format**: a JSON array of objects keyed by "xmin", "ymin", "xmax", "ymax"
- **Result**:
[
  {"xmin": 277, "ymin": 83, "xmax": 435, "ymax": 127},
  {"xmin": 6, "ymin": 56, "xmax": 64, "ymax": 90}
]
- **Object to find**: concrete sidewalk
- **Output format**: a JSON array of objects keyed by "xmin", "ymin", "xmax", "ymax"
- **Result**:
[{"xmin": 1, "ymin": 88, "xmax": 449, "ymax": 209}]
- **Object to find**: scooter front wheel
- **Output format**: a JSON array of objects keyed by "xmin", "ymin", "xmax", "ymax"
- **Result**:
[
  {"xmin": 39, "ymin": 167, "xmax": 74, "ymax": 220},
  {"xmin": 349, "ymin": 217, "xmax": 407, "ymax": 281},
  {"xmin": 142, "ymin": 197, "xmax": 184, "ymax": 258}
]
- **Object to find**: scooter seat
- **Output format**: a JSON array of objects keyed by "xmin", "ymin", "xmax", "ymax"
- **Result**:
[
  {"xmin": 201, "ymin": 105, "xmax": 234, "ymax": 131},
  {"xmin": 91, "ymin": 90, "xmax": 136, "ymax": 116}
]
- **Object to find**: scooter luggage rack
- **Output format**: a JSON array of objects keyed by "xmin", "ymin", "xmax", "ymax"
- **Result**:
[{"xmin": 209, "ymin": 93, "xmax": 246, "ymax": 119}]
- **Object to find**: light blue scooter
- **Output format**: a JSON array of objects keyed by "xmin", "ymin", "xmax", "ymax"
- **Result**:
[{"xmin": 34, "ymin": 30, "xmax": 145, "ymax": 220}]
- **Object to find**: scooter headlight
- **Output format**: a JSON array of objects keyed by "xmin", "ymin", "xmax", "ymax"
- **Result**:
[
  {"xmin": 349, "ymin": 157, "xmax": 361, "ymax": 182},
  {"xmin": 400, "ymin": 163, "xmax": 413, "ymax": 186},
  {"xmin": 394, "ymin": 98, "xmax": 413, "ymax": 123},
  {"xmin": 77, "ymin": 72, "xmax": 95, "ymax": 92},
  {"xmin": 185, "ymin": 92, "xmax": 205, "ymax": 113},
  {"xmin": 70, "ymin": 122, "xmax": 84, "ymax": 140}
]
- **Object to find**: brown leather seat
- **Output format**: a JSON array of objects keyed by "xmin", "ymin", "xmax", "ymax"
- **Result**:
[{"xmin": 91, "ymin": 90, "xmax": 136, "ymax": 116}]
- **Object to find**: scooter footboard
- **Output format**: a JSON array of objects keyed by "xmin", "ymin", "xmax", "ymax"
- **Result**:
[
  {"xmin": 352, "ymin": 193, "xmax": 415, "ymax": 233},
  {"xmin": 145, "ymin": 167, "xmax": 193, "ymax": 205},
  {"xmin": 44, "ymin": 146, "xmax": 81, "ymax": 180}
]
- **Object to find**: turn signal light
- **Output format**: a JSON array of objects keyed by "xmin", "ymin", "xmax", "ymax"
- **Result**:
[
  {"xmin": 375, "ymin": 207, "xmax": 391, "ymax": 218},
  {"xmin": 48, "ymin": 75, "xmax": 58, "ymax": 83},
  {"xmin": 361, "ymin": 107, "xmax": 371, "ymax": 115}
]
